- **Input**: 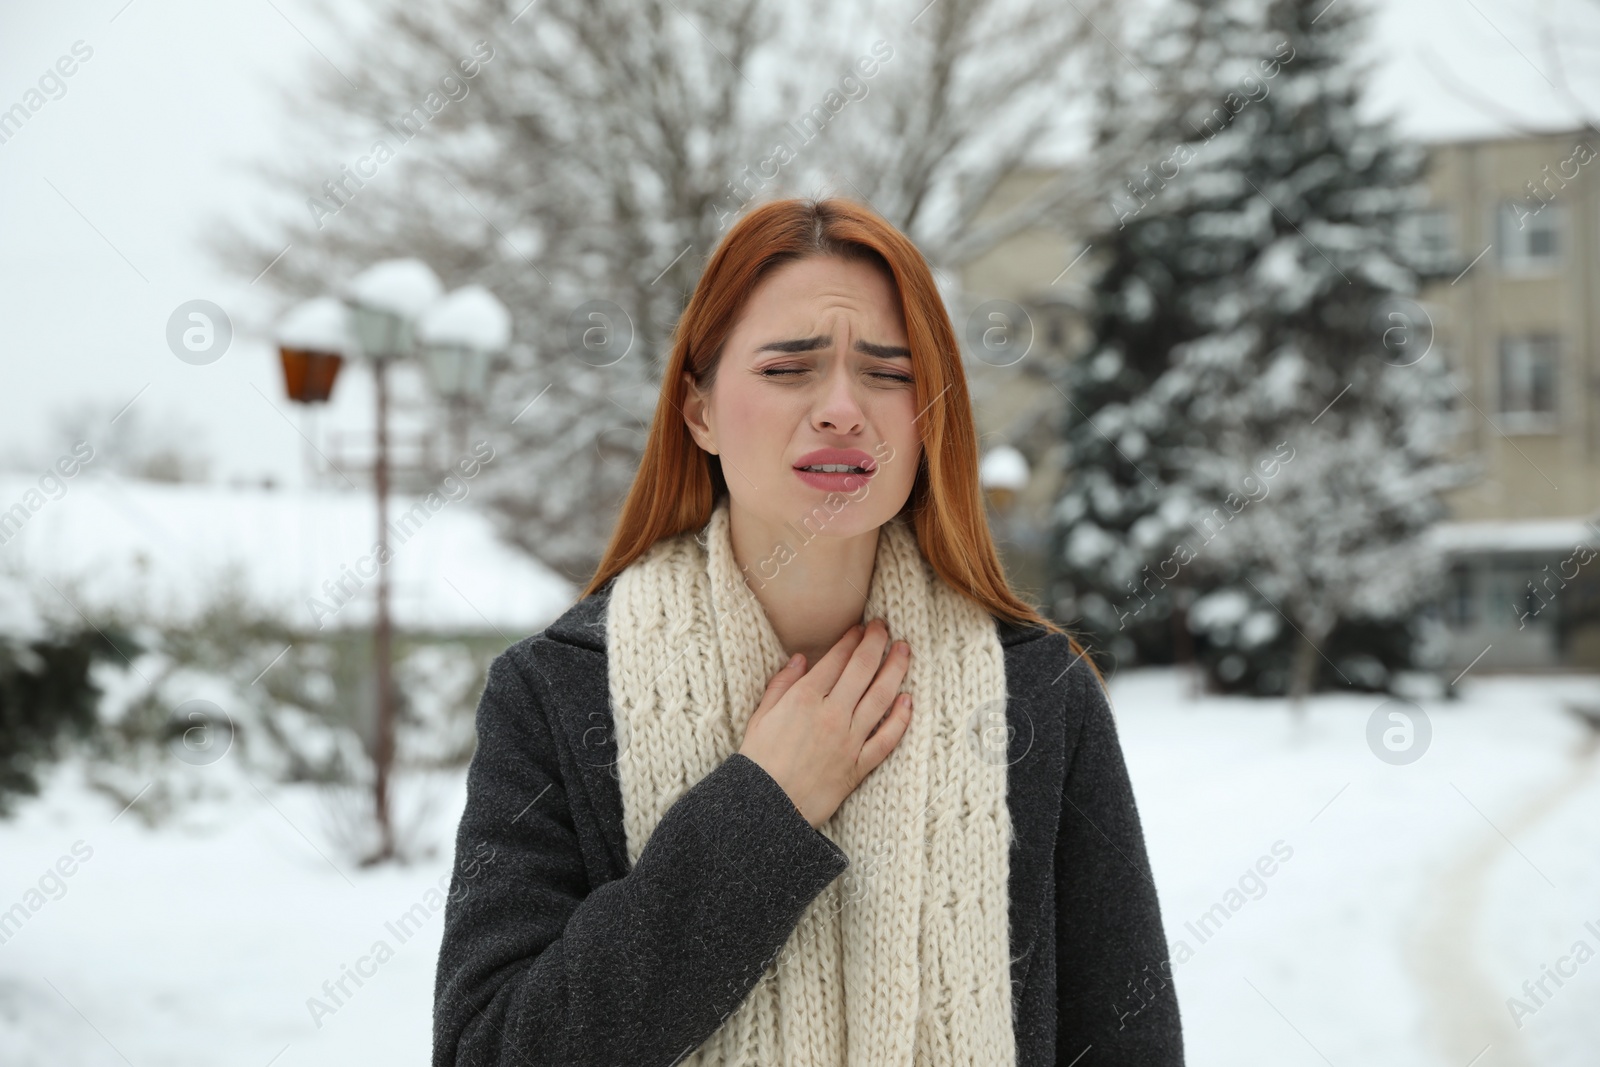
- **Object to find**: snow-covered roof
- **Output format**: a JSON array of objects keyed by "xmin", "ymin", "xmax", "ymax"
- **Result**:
[
  {"xmin": 1425, "ymin": 515, "xmax": 1600, "ymax": 555},
  {"xmin": 275, "ymin": 296, "xmax": 351, "ymax": 352},
  {"xmin": 0, "ymin": 475, "xmax": 574, "ymax": 638},
  {"xmin": 418, "ymin": 286, "xmax": 513, "ymax": 352},
  {"xmin": 344, "ymin": 259, "xmax": 443, "ymax": 317}
]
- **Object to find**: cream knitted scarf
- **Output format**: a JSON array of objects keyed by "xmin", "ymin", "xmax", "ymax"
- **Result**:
[{"xmin": 605, "ymin": 498, "xmax": 1016, "ymax": 1067}]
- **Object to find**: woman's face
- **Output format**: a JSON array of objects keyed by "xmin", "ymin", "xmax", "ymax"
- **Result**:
[{"xmin": 682, "ymin": 254, "xmax": 923, "ymax": 541}]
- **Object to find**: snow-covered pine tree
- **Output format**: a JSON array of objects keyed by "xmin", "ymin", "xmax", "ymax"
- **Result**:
[
  {"xmin": 1124, "ymin": 0, "xmax": 1472, "ymax": 700},
  {"xmin": 1044, "ymin": 0, "xmax": 1265, "ymax": 672}
]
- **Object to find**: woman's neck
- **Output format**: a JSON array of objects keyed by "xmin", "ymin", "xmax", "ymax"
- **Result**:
[{"xmin": 725, "ymin": 500, "xmax": 880, "ymax": 668}]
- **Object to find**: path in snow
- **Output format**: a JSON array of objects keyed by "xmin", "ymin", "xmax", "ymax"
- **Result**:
[{"xmin": 1405, "ymin": 729, "xmax": 1600, "ymax": 1067}]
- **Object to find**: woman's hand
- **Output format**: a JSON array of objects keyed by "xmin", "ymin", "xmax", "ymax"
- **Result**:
[{"xmin": 736, "ymin": 618, "xmax": 913, "ymax": 829}]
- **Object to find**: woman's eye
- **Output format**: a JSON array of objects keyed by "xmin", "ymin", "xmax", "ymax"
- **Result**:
[{"xmin": 760, "ymin": 367, "xmax": 912, "ymax": 384}]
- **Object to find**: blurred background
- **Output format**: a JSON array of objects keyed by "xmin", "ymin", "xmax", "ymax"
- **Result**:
[{"xmin": 3, "ymin": 0, "xmax": 1599, "ymax": 1063}]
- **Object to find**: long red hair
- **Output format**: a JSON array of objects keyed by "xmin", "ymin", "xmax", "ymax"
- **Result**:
[{"xmin": 580, "ymin": 196, "xmax": 1103, "ymax": 688}]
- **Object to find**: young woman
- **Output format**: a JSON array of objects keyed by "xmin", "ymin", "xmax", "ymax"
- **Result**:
[{"xmin": 432, "ymin": 198, "xmax": 1184, "ymax": 1066}]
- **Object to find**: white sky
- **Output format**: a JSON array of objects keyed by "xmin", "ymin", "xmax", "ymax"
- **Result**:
[{"xmin": 2, "ymin": 0, "xmax": 1597, "ymax": 489}]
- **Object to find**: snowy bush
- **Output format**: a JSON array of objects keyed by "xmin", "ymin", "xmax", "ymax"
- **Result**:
[
  {"xmin": 0, "ymin": 624, "xmax": 123, "ymax": 817},
  {"xmin": 2, "ymin": 568, "xmax": 500, "ymax": 851}
]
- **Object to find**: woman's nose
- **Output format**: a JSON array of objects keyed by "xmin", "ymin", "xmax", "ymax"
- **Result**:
[{"xmin": 813, "ymin": 363, "xmax": 866, "ymax": 433}]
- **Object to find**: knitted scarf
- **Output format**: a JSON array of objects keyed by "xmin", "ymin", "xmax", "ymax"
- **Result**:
[{"xmin": 605, "ymin": 498, "xmax": 1017, "ymax": 1067}]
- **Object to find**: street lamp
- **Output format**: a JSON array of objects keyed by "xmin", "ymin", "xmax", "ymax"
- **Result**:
[
  {"xmin": 275, "ymin": 296, "xmax": 349, "ymax": 484},
  {"xmin": 340, "ymin": 257, "xmax": 441, "ymax": 866},
  {"xmin": 276, "ymin": 261, "xmax": 513, "ymax": 866},
  {"xmin": 980, "ymin": 444, "xmax": 1030, "ymax": 514},
  {"xmin": 276, "ymin": 296, "xmax": 348, "ymax": 403},
  {"xmin": 344, "ymin": 258, "xmax": 443, "ymax": 360},
  {"xmin": 418, "ymin": 284, "xmax": 511, "ymax": 457}
]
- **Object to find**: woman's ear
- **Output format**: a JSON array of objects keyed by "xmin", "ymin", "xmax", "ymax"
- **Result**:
[{"xmin": 681, "ymin": 371, "xmax": 718, "ymax": 455}]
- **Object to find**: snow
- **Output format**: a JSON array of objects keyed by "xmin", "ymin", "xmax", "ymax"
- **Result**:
[
  {"xmin": 1190, "ymin": 588, "xmax": 1252, "ymax": 629},
  {"xmin": 1253, "ymin": 238, "xmax": 1321, "ymax": 314},
  {"xmin": 276, "ymin": 296, "xmax": 352, "ymax": 353},
  {"xmin": 0, "ymin": 474, "xmax": 574, "ymax": 635},
  {"xmin": 1118, "ymin": 669, "xmax": 1600, "ymax": 1067},
  {"xmin": 1426, "ymin": 515, "xmax": 1600, "ymax": 555},
  {"xmin": 3, "ymin": 668, "xmax": 1598, "ymax": 1065},
  {"xmin": 0, "ymin": 569, "xmax": 48, "ymax": 645},
  {"xmin": 343, "ymin": 259, "xmax": 444, "ymax": 319},
  {"xmin": 417, "ymin": 286, "xmax": 512, "ymax": 353},
  {"xmin": 1065, "ymin": 520, "xmax": 1121, "ymax": 569},
  {"xmin": 1237, "ymin": 609, "xmax": 1281, "ymax": 648},
  {"xmin": 979, "ymin": 445, "xmax": 1030, "ymax": 491}
]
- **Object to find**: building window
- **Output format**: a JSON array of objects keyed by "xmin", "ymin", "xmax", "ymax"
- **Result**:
[
  {"xmin": 1497, "ymin": 334, "xmax": 1560, "ymax": 430},
  {"xmin": 1445, "ymin": 565, "xmax": 1476, "ymax": 626},
  {"xmin": 1497, "ymin": 201, "xmax": 1563, "ymax": 273},
  {"xmin": 1404, "ymin": 208, "xmax": 1456, "ymax": 261}
]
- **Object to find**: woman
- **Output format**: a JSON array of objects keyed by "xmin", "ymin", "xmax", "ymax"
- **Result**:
[{"xmin": 432, "ymin": 198, "xmax": 1184, "ymax": 1066}]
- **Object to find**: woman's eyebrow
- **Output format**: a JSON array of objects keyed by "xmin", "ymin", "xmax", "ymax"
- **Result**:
[{"xmin": 755, "ymin": 336, "xmax": 911, "ymax": 358}]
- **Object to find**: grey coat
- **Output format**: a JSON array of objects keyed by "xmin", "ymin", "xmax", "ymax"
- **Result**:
[{"xmin": 432, "ymin": 577, "xmax": 1185, "ymax": 1066}]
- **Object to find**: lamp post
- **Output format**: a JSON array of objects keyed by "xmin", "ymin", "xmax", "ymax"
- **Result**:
[
  {"xmin": 342, "ymin": 258, "xmax": 442, "ymax": 865},
  {"xmin": 418, "ymin": 284, "xmax": 511, "ymax": 458},
  {"xmin": 277, "ymin": 262, "xmax": 513, "ymax": 866}
]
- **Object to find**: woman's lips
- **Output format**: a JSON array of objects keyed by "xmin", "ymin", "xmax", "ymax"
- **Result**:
[{"xmin": 794, "ymin": 467, "xmax": 874, "ymax": 491}]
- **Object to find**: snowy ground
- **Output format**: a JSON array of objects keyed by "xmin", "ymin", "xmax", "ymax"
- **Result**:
[
  {"xmin": 2, "ymin": 668, "xmax": 1597, "ymax": 1066},
  {"xmin": 1115, "ymin": 670, "xmax": 1600, "ymax": 1067}
]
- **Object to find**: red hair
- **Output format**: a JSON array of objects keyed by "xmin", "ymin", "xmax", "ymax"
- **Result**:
[{"xmin": 581, "ymin": 197, "xmax": 1103, "ymax": 688}]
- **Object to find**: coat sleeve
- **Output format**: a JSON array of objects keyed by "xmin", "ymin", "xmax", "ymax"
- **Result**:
[
  {"xmin": 432, "ymin": 646, "xmax": 852, "ymax": 1067},
  {"xmin": 1054, "ymin": 657, "xmax": 1185, "ymax": 1064}
]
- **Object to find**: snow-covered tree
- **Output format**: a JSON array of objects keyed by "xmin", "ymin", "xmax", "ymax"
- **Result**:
[
  {"xmin": 1044, "ymin": 0, "xmax": 1266, "ymax": 671},
  {"xmin": 1049, "ymin": 0, "xmax": 1474, "ymax": 699},
  {"xmin": 212, "ymin": 0, "xmax": 1148, "ymax": 582}
]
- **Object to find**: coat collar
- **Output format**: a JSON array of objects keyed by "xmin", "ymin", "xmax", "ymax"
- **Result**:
[{"xmin": 543, "ymin": 576, "xmax": 1048, "ymax": 652}]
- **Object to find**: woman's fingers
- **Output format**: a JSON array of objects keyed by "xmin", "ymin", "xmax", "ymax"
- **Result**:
[
  {"xmin": 850, "ymin": 638, "xmax": 911, "ymax": 747},
  {"xmin": 857, "ymin": 694, "xmax": 912, "ymax": 773},
  {"xmin": 753, "ymin": 653, "xmax": 807, "ymax": 723},
  {"xmin": 739, "ymin": 621, "xmax": 915, "ymax": 828},
  {"xmin": 827, "ymin": 618, "xmax": 891, "ymax": 709},
  {"xmin": 804, "ymin": 622, "xmax": 869, "ymax": 699}
]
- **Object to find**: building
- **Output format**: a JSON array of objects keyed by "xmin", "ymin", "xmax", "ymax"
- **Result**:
[
  {"xmin": 1416, "ymin": 129, "xmax": 1600, "ymax": 670},
  {"xmin": 956, "ymin": 168, "xmax": 1094, "ymax": 607}
]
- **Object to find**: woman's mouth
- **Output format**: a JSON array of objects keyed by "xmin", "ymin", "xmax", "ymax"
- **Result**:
[
  {"xmin": 794, "ymin": 466, "xmax": 873, "ymax": 490},
  {"xmin": 792, "ymin": 450, "xmax": 877, "ymax": 492},
  {"xmin": 790, "ymin": 460, "xmax": 876, "ymax": 489}
]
